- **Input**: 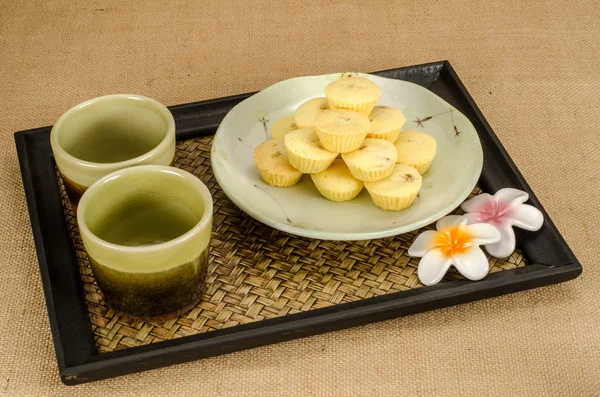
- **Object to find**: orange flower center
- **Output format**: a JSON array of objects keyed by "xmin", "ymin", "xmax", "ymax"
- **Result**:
[{"xmin": 434, "ymin": 226, "xmax": 473, "ymax": 257}]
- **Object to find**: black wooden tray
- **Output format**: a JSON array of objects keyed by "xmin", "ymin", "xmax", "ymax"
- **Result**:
[{"xmin": 14, "ymin": 61, "xmax": 582, "ymax": 385}]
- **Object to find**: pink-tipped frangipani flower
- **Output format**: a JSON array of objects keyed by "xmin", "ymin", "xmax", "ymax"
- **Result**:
[
  {"xmin": 460, "ymin": 188, "xmax": 544, "ymax": 258},
  {"xmin": 408, "ymin": 215, "xmax": 501, "ymax": 286}
]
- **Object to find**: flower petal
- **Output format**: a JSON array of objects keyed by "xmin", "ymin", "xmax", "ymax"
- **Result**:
[
  {"xmin": 463, "ymin": 211, "xmax": 490, "ymax": 225},
  {"xmin": 418, "ymin": 249, "xmax": 452, "ymax": 286},
  {"xmin": 460, "ymin": 193, "xmax": 493, "ymax": 213},
  {"xmin": 464, "ymin": 223, "xmax": 501, "ymax": 245},
  {"xmin": 494, "ymin": 188, "xmax": 529, "ymax": 207},
  {"xmin": 510, "ymin": 204, "xmax": 544, "ymax": 231},
  {"xmin": 408, "ymin": 230, "xmax": 438, "ymax": 257},
  {"xmin": 452, "ymin": 246, "xmax": 490, "ymax": 281},
  {"xmin": 483, "ymin": 222, "xmax": 516, "ymax": 258},
  {"xmin": 436, "ymin": 215, "xmax": 467, "ymax": 231}
]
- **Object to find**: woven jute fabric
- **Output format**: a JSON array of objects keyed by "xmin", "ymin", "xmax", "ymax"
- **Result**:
[
  {"xmin": 56, "ymin": 137, "xmax": 524, "ymax": 353},
  {"xmin": 1, "ymin": 0, "xmax": 599, "ymax": 395}
]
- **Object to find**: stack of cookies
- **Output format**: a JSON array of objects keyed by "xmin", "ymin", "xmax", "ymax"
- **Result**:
[{"xmin": 253, "ymin": 76, "xmax": 437, "ymax": 211}]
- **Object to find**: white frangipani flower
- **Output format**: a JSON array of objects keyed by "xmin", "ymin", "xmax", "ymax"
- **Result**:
[
  {"xmin": 408, "ymin": 215, "xmax": 501, "ymax": 286},
  {"xmin": 461, "ymin": 188, "xmax": 544, "ymax": 258}
]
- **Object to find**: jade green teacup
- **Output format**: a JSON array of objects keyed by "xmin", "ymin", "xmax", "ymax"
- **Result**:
[
  {"xmin": 50, "ymin": 94, "xmax": 176, "ymax": 211},
  {"xmin": 77, "ymin": 165, "xmax": 213, "ymax": 321}
]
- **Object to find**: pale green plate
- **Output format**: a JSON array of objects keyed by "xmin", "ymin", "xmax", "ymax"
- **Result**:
[{"xmin": 211, "ymin": 73, "xmax": 483, "ymax": 241}]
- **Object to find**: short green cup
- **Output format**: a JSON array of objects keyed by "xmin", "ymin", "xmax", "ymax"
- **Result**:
[
  {"xmin": 50, "ymin": 94, "xmax": 176, "ymax": 211},
  {"xmin": 77, "ymin": 165, "xmax": 213, "ymax": 321}
]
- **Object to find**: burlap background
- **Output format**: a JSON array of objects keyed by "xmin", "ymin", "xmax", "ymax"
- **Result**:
[{"xmin": 1, "ymin": 1, "xmax": 598, "ymax": 396}]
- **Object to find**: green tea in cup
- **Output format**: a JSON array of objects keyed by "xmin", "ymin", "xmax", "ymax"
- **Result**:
[
  {"xmin": 50, "ymin": 94, "xmax": 176, "ymax": 211},
  {"xmin": 77, "ymin": 165, "xmax": 213, "ymax": 320}
]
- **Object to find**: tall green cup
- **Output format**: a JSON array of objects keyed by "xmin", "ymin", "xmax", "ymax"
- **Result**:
[{"xmin": 77, "ymin": 165, "xmax": 213, "ymax": 320}]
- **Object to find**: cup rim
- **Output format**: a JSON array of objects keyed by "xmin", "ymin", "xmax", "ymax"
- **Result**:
[
  {"xmin": 77, "ymin": 165, "xmax": 213, "ymax": 253},
  {"xmin": 50, "ymin": 94, "xmax": 176, "ymax": 170}
]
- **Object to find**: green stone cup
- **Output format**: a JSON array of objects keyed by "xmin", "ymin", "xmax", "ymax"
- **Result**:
[
  {"xmin": 77, "ymin": 165, "xmax": 213, "ymax": 321},
  {"xmin": 50, "ymin": 94, "xmax": 176, "ymax": 212}
]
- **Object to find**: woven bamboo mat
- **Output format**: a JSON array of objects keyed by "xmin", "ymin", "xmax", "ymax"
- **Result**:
[{"xmin": 58, "ymin": 135, "xmax": 526, "ymax": 353}]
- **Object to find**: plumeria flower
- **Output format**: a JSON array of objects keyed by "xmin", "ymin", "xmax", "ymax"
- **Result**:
[
  {"xmin": 461, "ymin": 188, "xmax": 544, "ymax": 258},
  {"xmin": 408, "ymin": 215, "xmax": 501, "ymax": 286}
]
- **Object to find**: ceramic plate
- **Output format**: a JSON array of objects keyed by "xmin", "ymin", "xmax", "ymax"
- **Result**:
[{"xmin": 211, "ymin": 73, "xmax": 483, "ymax": 240}]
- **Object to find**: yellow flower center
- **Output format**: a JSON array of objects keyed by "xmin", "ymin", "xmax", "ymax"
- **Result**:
[{"xmin": 434, "ymin": 226, "xmax": 473, "ymax": 257}]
